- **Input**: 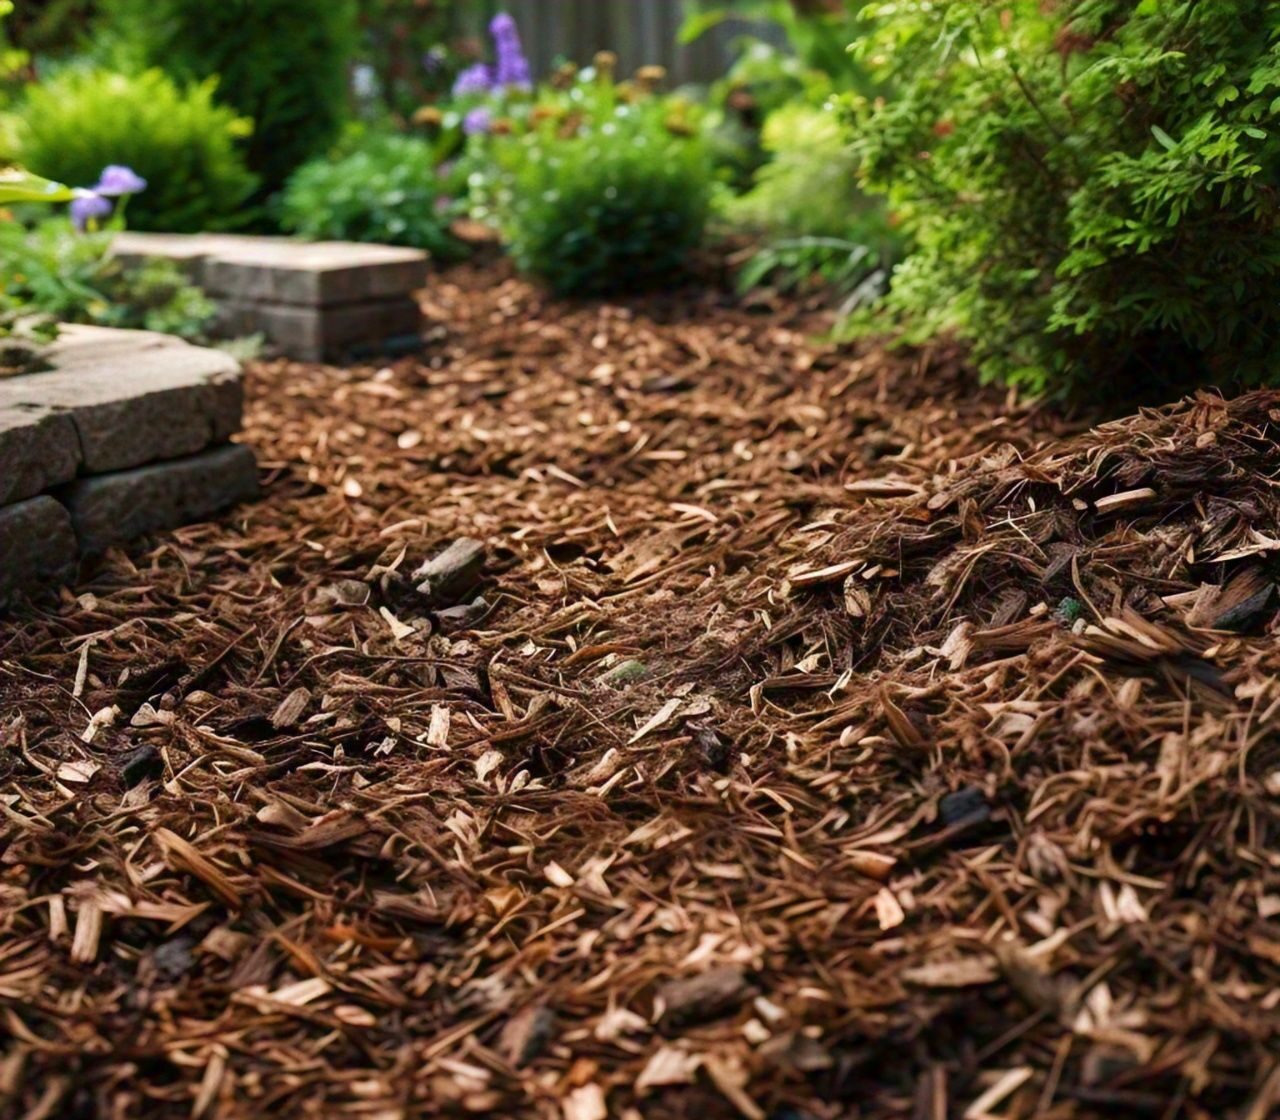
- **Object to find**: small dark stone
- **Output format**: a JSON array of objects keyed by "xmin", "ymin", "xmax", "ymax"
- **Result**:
[
  {"xmin": 153, "ymin": 936, "xmax": 196, "ymax": 980},
  {"xmin": 693, "ymin": 726, "xmax": 732, "ymax": 772},
  {"xmin": 413, "ymin": 538, "xmax": 486, "ymax": 606},
  {"xmin": 434, "ymin": 595, "xmax": 489, "ymax": 633},
  {"xmin": 121, "ymin": 743, "xmax": 163, "ymax": 788},
  {"xmin": 940, "ymin": 785, "xmax": 989, "ymax": 827}
]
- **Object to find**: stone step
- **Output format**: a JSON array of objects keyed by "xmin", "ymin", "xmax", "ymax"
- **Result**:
[
  {"xmin": 59, "ymin": 442, "xmax": 259, "ymax": 555},
  {"xmin": 0, "ymin": 325, "xmax": 257, "ymax": 610},
  {"xmin": 110, "ymin": 232, "xmax": 428, "ymax": 360},
  {"xmin": 0, "ymin": 496, "xmax": 79, "ymax": 608},
  {"xmin": 0, "ymin": 325, "xmax": 243, "ymax": 505},
  {"xmin": 203, "ymin": 242, "xmax": 428, "ymax": 307},
  {"xmin": 214, "ymin": 297, "xmax": 423, "ymax": 363}
]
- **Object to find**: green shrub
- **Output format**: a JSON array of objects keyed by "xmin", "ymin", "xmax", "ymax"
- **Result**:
[
  {"xmin": 106, "ymin": 0, "xmax": 357, "ymax": 198},
  {"xmin": 281, "ymin": 133, "xmax": 468, "ymax": 259},
  {"xmin": 480, "ymin": 78, "xmax": 714, "ymax": 297},
  {"xmin": 728, "ymin": 103, "xmax": 900, "ymax": 302},
  {"xmin": 14, "ymin": 68, "xmax": 256, "ymax": 232},
  {"xmin": 0, "ymin": 218, "xmax": 216, "ymax": 342},
  {"xmin": 848, "ymin": 0, "xmax": 1280, "ymax": 401},
  {"xmin": 683, "ymin": 0, "xmax": 882, "ymax": 194}
]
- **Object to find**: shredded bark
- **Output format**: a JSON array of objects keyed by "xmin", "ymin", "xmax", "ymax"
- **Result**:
[{"xmin": 3, "ymin": 260, "xmax": 1280, "ymax": 1119}]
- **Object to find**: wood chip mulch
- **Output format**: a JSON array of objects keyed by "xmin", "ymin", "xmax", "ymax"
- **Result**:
[{"xmin": 4, "ymin": 260, "xmax": 1280, "ymax": 1120}]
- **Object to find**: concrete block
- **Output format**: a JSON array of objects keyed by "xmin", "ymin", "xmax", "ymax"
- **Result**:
[
  {"xmin": 0, "ymin": 403, "xmax": 81, "ymax": 506},
  {"xmin": 59, "ymin": 443, "xmax": 259, "ymax": 554},
  {"xmin": 111, "ymin": 232, "xmax": 293, "ymax": 285},
  {"xmin": 203, "ymin": 242, "xmax": 427, "ymax": 306},
  {"xmin": 0, "ymin": 496, "xmax": 79, "ymax": 606},
  {"xmin": 214, "ymin": 297, "xmax": 422, "ymax": 362},
  {"xmin": 0, "ymin": 325, "xmax": 243, "ymax": 474}
]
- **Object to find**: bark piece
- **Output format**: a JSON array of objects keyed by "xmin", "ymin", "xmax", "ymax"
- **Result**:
[
  {"xmin": 654, "ymin": 966, "xmax": 751, "ymax": 1031},
  {"xmin": 1186, "ymin": 566, "xmax": 1275, "ymax": 632},
  {"xmin": 498, "ymin": 1004, "xmax": 556, "ymax": 1067}
]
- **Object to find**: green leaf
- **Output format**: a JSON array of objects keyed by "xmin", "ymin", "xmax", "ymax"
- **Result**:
[
  {"xmin": 0, "ymin": 167, "xmax": 75, "ymax": 205},
  {"xmin": 1150, "ymin": 125, "xmax": 1178, "ymax": 150},
  {"xmin": 677, "ymin": 6, "xmax": 729, "ymax": 45}
]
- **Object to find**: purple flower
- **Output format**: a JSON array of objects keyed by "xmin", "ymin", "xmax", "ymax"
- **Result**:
[
  {"xmin": 93, "ymin": 165, "xmax": 147, "ymax": 197},
  {"xmin": 490, "ymin": 12, "xmax": 531, "ymax": 90},
  {"xmin": 453, "ymin": 62, "xmax": 493, "ymax": 97},
  {"xmin": 489, "ymin": 12, "xmax": 519, "ymax": 41},
  {"xmin": 70, "ymin": 191, "xmax": 113, "ymax": 231},
  {"xmin": 463, "ymin": 107, "xmax": 493, "ymax": 136}
]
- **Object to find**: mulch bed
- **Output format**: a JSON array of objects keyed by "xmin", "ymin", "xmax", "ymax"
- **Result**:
[{"xmin": 3, "ymin": 259, "xmax": 1280, "ymax": 1119}]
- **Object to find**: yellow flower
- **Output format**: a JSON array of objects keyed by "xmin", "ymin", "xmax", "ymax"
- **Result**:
[
  {"xmin": 412, "ymin": 105, "xmax": 444, "ymax": 128},
  {"xmin": 634, "ymin": 65, "xmax": 667, "ymax": 91}
]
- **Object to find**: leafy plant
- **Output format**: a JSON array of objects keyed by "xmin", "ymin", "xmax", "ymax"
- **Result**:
[
  {"xmin": 681, "ymin": 0, "xmax": 877, "ymax": 96},
  {"xmin": 682, "ymin": 1, "xmax": 881, "ymax": 197},
  {"xmin": 847, "ymin": 0, "xmax": 1280, "ymax": 401},
  {"xmin": 478, "ymin": 69, "xmax": 714, "ymax": 296},
  {"xmin": 14, "ymin": 68, "xmax": 256, "ymax": 232},
  {"xmin": 724, "ymin": 103, "xmax": 900, "ymax": 304},
  {"xmin": 0, "ymin": 165, "xmax": 73, "ymax": 205},
  {"xmin": 736, "ymin": 236, "xmax": 888, "ymax": 309},
  {"xmin": 281, "ymin": 132, "xmax": 469, "ymax": 259},
  {"xmin": 104, "ymin": 0, "xmax": 358, "ymax": 198},
  {"xmin": 0, "ymin": 169, "xmax": 73, "ymax": 376},
  {"xmin": 0, "ymin": 219, "xmax": 216, "ymax": 343}
]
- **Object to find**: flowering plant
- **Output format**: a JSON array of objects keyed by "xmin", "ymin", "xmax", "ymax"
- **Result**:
[
  {"xmin": 451, "ymin": 11, "xmax": 532, "ymax": 103},
  {"xmin": 69, "ymin": 164, "xmax": 148, "ymax": 232},
  {"xmin": 472, "ymin": 58, "xmax": 713, "ymax": 296}
]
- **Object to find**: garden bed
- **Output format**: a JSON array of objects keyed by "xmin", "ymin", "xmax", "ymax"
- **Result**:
[{"xmin": 3, "ymin": 261, "xmax": 1279, "ymax": 1119}]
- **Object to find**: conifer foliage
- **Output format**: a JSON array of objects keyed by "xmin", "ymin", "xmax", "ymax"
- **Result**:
[{"xmin": 849, "ymin": 0, "xmax": 1280, "ymax": 401}]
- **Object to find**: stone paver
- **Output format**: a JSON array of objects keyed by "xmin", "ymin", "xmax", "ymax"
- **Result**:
[
  {"xmin": 202, "ymin": 242, "xmax": 427, "ymax": 306},
  {"xmin": 214, "ymin": 297, "xmax": 423, "ymax": 362},
  {"xmin": 59, "ymin": 443, "xmax": 259, "ymax": 554},
  {"xmin": 0, "ymin": 403, "xmax": 81, "ymax": 506},
  {"xmin": 111, "ymin": 232, "xmax": 291, "ymax": 285},
  {"xmin": 0, "ymin": 496, "xmax": 79, "ymax": 606},
  {"xmin": 110, "ymin": 233, "xmax": 428, "ymax": 360},
  {"xmin": 0, "ymin": 325, "xmax": 243, "ymax": 474}
]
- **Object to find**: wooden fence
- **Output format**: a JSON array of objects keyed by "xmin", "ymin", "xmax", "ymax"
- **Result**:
[{"xmin": 461, "ymin": 1, "xmax": 782, "ymax": 86}]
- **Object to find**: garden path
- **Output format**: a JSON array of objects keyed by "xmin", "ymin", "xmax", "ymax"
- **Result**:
[{"xmin": 4, "ymin": 261, "xmax": 1279, "ymax": 1118}]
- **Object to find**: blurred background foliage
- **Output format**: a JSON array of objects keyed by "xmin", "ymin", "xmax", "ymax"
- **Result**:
[{"xmin": 3, "ymin": 0, "xmax": 1276, "ymax": 403}]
